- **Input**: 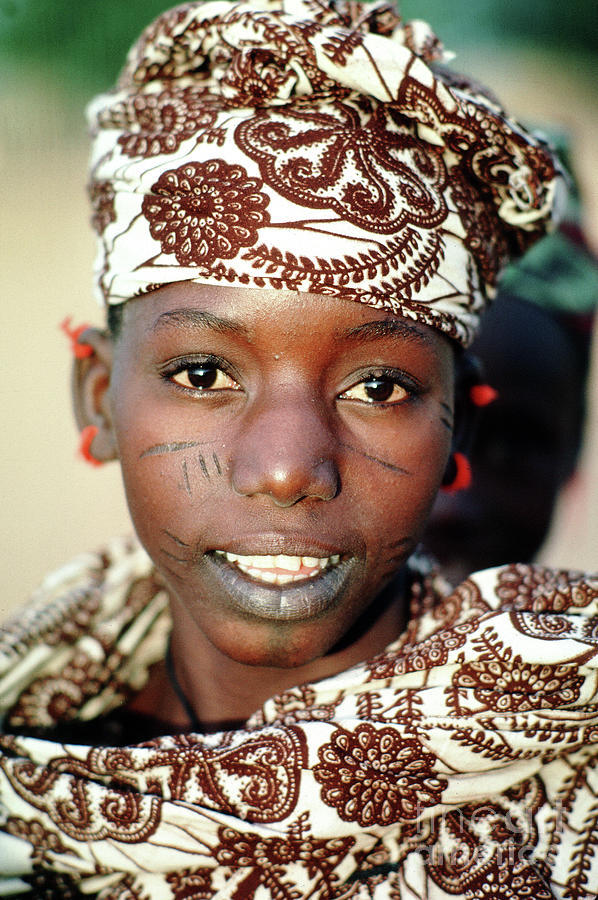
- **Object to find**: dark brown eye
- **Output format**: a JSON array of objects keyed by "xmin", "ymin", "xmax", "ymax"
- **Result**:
[
  {"xmin": 187, "ymin": 365, "xmax": 218, "ymax": 388},
  {"xmin": 171, "ymin": 364, "xmax": 239, "ymax": 391},
  {"xmin": 363, "ymin": 378, "xmax": 395, "ymax": 402},
  {"xmin": 340, "ymin": 376, "xmax": 408, "ymax": 404}
]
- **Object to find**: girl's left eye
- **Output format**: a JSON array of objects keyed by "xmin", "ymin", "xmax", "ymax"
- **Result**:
[
  {"xmin": 339, "ymin": 375, "xmax": 409, "ymax": 405},
  {"xmin": 170, "ymin": 363, "xmax": 240, "ymax": 392}
]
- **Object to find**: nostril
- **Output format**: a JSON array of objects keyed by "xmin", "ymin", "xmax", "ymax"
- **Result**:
[
  {"xmin": 229, "ymin": 397, "xmax": 339, "ymax": 504},
  {"xmin": 231, "ymin": 456, "xmax": 339, "ymax": 505},
  {"xmin": 312, "ymin": 459, "xmax": 340, "ymax": 502}
]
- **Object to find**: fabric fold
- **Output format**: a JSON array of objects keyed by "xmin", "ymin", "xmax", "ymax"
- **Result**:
[{"xmin": 1, "ymin": 539, "xmax": 597, "ymax": 896}]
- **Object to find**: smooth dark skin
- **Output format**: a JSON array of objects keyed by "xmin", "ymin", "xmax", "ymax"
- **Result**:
[{"xmin": 75, "ymin": 283, "xmax": 455, "ymax": 730}]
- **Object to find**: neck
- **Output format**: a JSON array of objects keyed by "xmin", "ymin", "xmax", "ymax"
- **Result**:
[{"xmin": 159, "ymin": 575, "xmax": 408, "ymax": 732}]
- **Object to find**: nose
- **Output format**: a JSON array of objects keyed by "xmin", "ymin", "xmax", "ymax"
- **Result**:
[{"xmin": 230, "ymin": 391, "xmax": 339, "ymax": 507}]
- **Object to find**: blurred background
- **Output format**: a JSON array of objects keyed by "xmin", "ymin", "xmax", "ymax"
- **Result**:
[{"xmin": 1, "ymin": 0, "xmax": 597, "ymax": 616}]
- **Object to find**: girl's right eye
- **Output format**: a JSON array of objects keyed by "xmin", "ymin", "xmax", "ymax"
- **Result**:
[{"xmin": 169, "ymin": 363, "xmax": 240, "ymax": 392}]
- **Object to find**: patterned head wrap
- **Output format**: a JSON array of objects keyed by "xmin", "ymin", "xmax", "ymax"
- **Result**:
[{"xmin": 87, "ymin": 0, "xmax": 563, "ymax": 345}]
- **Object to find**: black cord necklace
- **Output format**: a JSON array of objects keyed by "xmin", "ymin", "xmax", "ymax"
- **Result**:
[
  {"xmin": 165, "ymin": 638, "xmax": 202, "ymax": 732},
  {"xmin": 164, "ymin": 567, "xmax": 414, "ymax": 733}
]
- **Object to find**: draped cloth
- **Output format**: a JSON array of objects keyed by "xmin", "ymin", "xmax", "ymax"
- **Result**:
[
  {"xmin": 1, "ymin": 538, "xmax": 597, "ymax": 898},
  {"xmin": 87, "ymin": 0, "xmax": 564, "ymax": 346}
]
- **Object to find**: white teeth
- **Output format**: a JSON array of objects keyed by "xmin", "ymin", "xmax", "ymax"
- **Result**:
[
  {"xmin": 249, "ymin": 568, "xmax": 277, "ymax": 583},
  {"xmin": 277, "ymin": 554, "xmax": 301, "ymax": 571},
  {"xmin": 215, "ymin": 550, "xmax": 342, "ymax": 585}
]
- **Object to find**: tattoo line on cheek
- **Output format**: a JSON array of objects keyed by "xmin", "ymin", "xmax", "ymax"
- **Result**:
[
  {"xmin": 182, "ymin": 460, "xmax": 192, "ymax": 497},
  {"xmin": 160, "ymin": 530, "xmax": 195, "ymax": 570},
  {"xmin": 339, "ymin": 441, "xmax": 410, "ymax": 476},
  {"xmin": 439, "ymin": 401, "xmax": 453, "ymax": 432},
  {"xmin": 198, "ymin": 454, "xmax": 210, "ymax": 480},
  {"xmin": 161, "ymin": 562, "xmax": 185, "ymax": 583},
  {"xmin": 379, "ymin": 538, "xmax": 414, "ymax": 575},
  {"xmin": 383, "ymin": 537, "xmax": 413, "ymax": 551},
  {"xmin": 160, "ymin": 546, "xmax": 191, "ymax": 564},
  {"xmin": 139, "ymin": 440, "xmax": 218, "ymax": 459},
  {"xmin": 162, "ymin": 529, "xmax": 190, "ymax": 548}
]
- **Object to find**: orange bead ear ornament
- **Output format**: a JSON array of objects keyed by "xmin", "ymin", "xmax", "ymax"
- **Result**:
[
  {"xmin": 59, "ymin": 316, "xmax": 93, "ymax": 359},
  {"xmin": 79, "ymin": 425, "xmax": 104, "ymax": 467},
  {"xmin": 469, "ymin": 384, "xmax": 498, "ymax": 407},
  {"xmin": 441, "ymin": 452, "xmax": 472, "ymax": 494}
]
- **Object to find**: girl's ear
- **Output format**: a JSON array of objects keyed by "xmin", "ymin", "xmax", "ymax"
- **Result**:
[{"xmin": 71, "ymin": 327, "xmax": 118, "ymax": 463}]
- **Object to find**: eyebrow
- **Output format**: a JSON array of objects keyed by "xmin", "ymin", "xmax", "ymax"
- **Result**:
[
  {"xmin": 153, "ymin": 307, "xmax": 249, "ymax": 337},
  {"xmin": 342, "ymin": 319, "xmax": 433, "ymax": 345}
]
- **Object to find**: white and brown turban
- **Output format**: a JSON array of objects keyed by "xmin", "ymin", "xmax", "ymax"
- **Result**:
[{"xmin": 87, "ymin": 0, "xmax": 563, "ymax": 345}]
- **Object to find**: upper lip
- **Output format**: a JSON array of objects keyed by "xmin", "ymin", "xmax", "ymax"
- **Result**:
[{"xmin": 207, "ymin": 533, "xmax": 348, "ymax": 559}]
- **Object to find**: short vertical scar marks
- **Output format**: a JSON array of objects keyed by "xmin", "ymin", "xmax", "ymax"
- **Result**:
[
  {"xmin": 439, "ymin": 401, "xmax": 454, "ymax": 432},
  {"xmin": 182, "ymin": 460, "xmax": 192, "ymax": 496},
  {"xmin": 139, "ymin": 440, "xmax": 226, "ymax": 497},
  {"xmin": 180, "ymin": 451, "xmax": 225, "ymax": 495}
]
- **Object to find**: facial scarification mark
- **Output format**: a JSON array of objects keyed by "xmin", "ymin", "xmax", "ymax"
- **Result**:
[
  {"xmin": 182, "ymin": 460, "xmax": 192, "ymax": 496},
  {"xmin": 140, "ymin": 444, "xmax": 226, "ymax": 487},
  {"xmin": 160, "ymin": 547, "xmax": 190, "ymax": 564},
  {"xmin": 439, "ymin": 401, "xmax": 453, "ymax": 432},
  {"xmin": 139, "ymin": 440, "xmax": 207, "ymax": 458},
  {"xmin": 384, "ymin": 538, "xmax": 412, "ymax": 550},
  {"xmin": 162, "ymin": 529, "xmax": 190, "ymax": 548},
  {"xmin": 339, "ymin": 441, "xmax": 409, "ymax": 476},
  {"xmin": 160, "ymin": 530, "xmax": 193, "ymax": 573},
  {"xmin": 198, "ymin": 454, "xmax": 210, "ymax": 480}
]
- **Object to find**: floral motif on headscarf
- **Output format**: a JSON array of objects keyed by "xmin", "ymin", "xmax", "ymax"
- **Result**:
[
  {"xmin": 87, "ymin": 0, "xmax": 563, "ymax": 345},
  {"xmin": 142, "ymin": 160, "xmax": 271, "ymax": 265}
]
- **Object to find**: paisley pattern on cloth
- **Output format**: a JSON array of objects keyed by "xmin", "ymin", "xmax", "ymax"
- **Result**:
[
  {"xmin": 0, "ymin": 537, "xmax": 597, "ymax": 898},
  {"xmin": 86, "ymin": 0, "xmax": 564, "ymax": 346}
]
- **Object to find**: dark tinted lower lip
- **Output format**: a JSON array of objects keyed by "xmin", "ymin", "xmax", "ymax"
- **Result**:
[{"xmin": 202, "ymin": 553, "xmax": 360, "ymax": 622}]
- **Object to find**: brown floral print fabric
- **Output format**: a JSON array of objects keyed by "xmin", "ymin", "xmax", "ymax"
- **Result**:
[
  {"xmin": 86, "ymin": 0, "xmax": 563, "ymax": 346},
  {"xmin": 0, "ymin": 538, "xmax": 597, "ymax": 897}
]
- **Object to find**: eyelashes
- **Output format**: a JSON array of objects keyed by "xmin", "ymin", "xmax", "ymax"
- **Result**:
[
  {"xmin": 160, "ymin": 355, "xmax": 241, "ymax": 396},
  {"xmin": 338, "ymin": 368, "xmax": 423, "ymax": 407},
  {"xmin": 160, "ymin": 356, "xmax": 424, "ymax": 408}
]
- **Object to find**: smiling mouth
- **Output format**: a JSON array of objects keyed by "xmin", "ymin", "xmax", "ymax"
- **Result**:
[
  {"xmin": 203, "ymin": 549, "xmax": 358, "ymax": 621},
  {"xmin": 214, "ymin": 550, "xmax": 341, "ymax": 586}
]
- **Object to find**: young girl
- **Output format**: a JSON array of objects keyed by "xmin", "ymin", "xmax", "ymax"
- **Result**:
[{"xmin": 1, "ymin": 1, "xmax": 597, "ymax": 897}]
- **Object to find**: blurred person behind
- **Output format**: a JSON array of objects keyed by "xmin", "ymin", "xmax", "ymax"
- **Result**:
[{"xmin": 424, "ymin": 153, "xmax": 598, "ymax": 584}]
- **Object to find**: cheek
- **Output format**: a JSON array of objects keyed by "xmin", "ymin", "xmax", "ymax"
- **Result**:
[
  {"xmin": 111, "ymin": 391, "xmax": 229, "ymax": 544},
  {"xmin": 346, "ymin": 413, "xmax": 452, "ymax": 539}
]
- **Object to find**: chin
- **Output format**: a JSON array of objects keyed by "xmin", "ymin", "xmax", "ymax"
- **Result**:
[{"xmin": 215, "ymin": 633, "xmax": 327, "ymax": 670}]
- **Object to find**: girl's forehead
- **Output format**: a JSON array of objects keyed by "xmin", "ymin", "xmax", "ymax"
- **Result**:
[
  {"xmin": 113, "ymin": 283, "xmax": 456, "ymax": 387},
  {"xmin": 121, "ymin": 282, "xmax": 448, "ymax": 350}
]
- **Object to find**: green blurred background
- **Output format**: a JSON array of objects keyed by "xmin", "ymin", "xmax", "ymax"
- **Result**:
[{"xmin": 1, "ymin": 0, "xmax": 597, "ymax": 98}]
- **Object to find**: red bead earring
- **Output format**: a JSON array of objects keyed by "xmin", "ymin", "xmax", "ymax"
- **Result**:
[
  {"xmin": 60, "ymin": 316, "xmax": 93, "ymax": 359},
  {"xmin": 79, "ymin": 425, "xmax": 104, "ymax": 467},
  {"xmin": 469, "ymin": 384, "xmax": 498, "ymax": 407},
  {"xmin": 441, "ymin": 452, "xmax": 472, "ymax": 494}
]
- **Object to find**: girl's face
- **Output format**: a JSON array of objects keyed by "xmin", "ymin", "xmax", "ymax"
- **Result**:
[{"xmin": 108, "ymin": 283, "xmax": 455, "ymax": 668}]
